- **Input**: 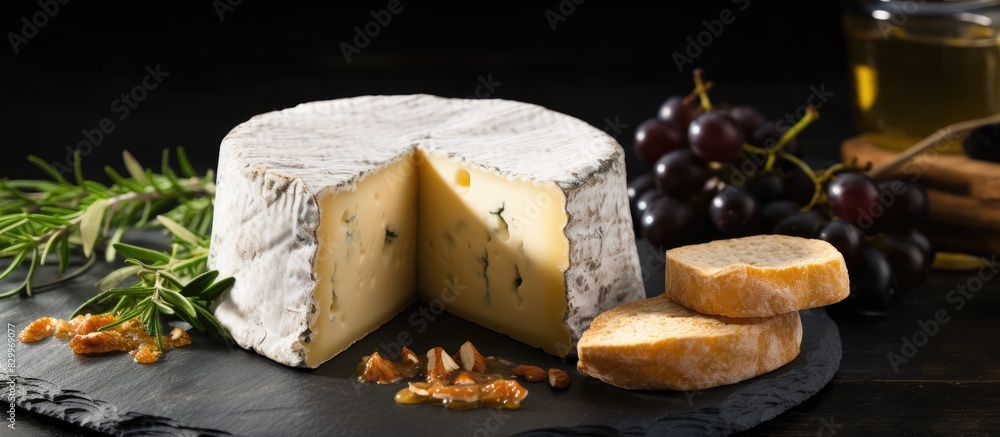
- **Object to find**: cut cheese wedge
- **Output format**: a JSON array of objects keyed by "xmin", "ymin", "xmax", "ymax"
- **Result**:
[
  {"xmin": 576, "ymin": 297, "xmax": 802, "ymax": 391},
  {"xmin": 664, "ymin": 235, "xmax": 849, "ymax": 318},
  {"xmin": 208, "ymin": 95, "xmax": 644, "ymax": 368}
]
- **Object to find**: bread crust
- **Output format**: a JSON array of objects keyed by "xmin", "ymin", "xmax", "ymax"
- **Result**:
[
  {"xmin": 576, "ymin": 297, "xmax": 802, "ymax": 391},
  {"xmin": 664, "ymin": 235, "xmax": 849, "ymax": 317}
]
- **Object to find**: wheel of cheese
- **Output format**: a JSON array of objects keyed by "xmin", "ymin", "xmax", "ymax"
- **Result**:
[{"xmin": 209, "ymin": 95, "xmax": 644, "ymax": 367}]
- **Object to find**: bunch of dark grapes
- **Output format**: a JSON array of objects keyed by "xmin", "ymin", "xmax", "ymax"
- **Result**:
[{"xmin": 628, "ymin": 69, "xmax": 934, "ymax": 314}]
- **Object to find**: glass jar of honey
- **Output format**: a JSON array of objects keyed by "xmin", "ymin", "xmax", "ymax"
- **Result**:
[{"xmin": 843, "ymin": 0, "xmax": 1000, "ymax": 152}]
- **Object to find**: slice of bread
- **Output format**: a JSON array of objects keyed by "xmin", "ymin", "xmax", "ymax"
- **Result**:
[
  {"xmin": 576, "ymin": 296, "xmax": 801, "ymax": 391},
  {"xmin": 664, "ymin": 235, "xmax": 849, "ymax": 318}
]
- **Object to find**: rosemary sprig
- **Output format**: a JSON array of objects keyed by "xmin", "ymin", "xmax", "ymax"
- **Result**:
[
  {"xmin": 72, "ymin": 216, "xmax": 234, "ymax": 348},
  {"xmin": 1, "ymin": 148, "xmax": 233, "ymax": 346},
  {"xmin": 0, "ymin": 148, "xmax": 213, "ymax": 297}
]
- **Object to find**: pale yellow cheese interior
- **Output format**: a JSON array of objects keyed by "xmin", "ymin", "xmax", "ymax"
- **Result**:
[{"xmin": 305, "ymin": 150, "xmax": 571, "ymax": 366}]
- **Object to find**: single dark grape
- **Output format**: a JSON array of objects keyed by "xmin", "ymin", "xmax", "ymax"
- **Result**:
[
  {"xmin": 658, "ymin": 96, "xmax": 700, "ymax": 127},
  {"xmin": 963, "ymin": 122, "xmax": 1000, "ymax": 162},
  {"xmin": 773, "ymin": 210, "xmax": 827, "ymax": 238},
  {"xmin": 839, "ymin": 246, "xmax": 895, "ymax": 313},
  {"xmin": 818, "ymin": 220, "xmax": 864, "ymax": 266},
  {"xmin": 907, "ymin": 229, "xmax": 935, "ymax": 268},
  {"xmin": 870, "ymin": 180, "xmax": 928, "ymax": 232},
  {"xmin": 751, "ymin": 122, "xmax": 803, "ymax": 158},
  {"xmin": 628, "ymin": 174, "xmax": 655, "ymax": 205},
  {"xmin": 688, "ymin": 112, "xmax": 745, "ymax": 162},
  {"xmin": 783, "ymin": 167, "xmax": 817, "ymax": 206},
  {"xmin": 827, "ymin": 172, "xmax": 880, "ymax": 228},
  {"xmin": 634, "ymin": 118, "xmax": 688, "ymax": 166},
  {"xmin": 641, "ymin": 197, "xmax": 702, "ymax": 249},
  {"xmin": 633, "ymin": 189, "xmax": 663, "ymax": 225},
  {"xmin": 872, "ymin": 233, "xmax": 930, "ymax": 290},
  {"xmin": 761, "ymin": 200, "xmax": 801, "ymax": 231},
  {"xmin": 747, "ymin": 172, "xmax": 785, "ymax": 204},
  {"xmin": 727, "ymin": 151, "xmax": 768, "ymax": 185},
  {"xmin": 728, "ymin": 106, "xmax": 767, "ymax": 139},
  {"xmin": 653, "ymin": 149, "xmax": 711, "ymax": 199},
  {"xmin": 709, "ymin": 186, "xmax": 761, "ymax": 237}
]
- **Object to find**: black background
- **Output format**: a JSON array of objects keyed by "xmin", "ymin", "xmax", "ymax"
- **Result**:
[{"xmin": 1, "ymin": 0, "xmax": 855, "ymax": 181}]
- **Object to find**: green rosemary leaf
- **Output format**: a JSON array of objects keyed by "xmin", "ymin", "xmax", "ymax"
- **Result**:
[
  {"xmin": 194, "ymin": 304, "xmax": 233, "ymax": 344},
  {"xmin": 73, "ymin": 151, "xmax": 85, "ymax": 188},
  {"xmin": 23, "ymin": 248, "xmax": 38, "ymax": 296},
  {"xmin": 152, "ymin": 295, "xmax": 175, "ymax": 315},
  {"xmin": 109, "ymin": 296, "xmax": 133, "ymax": 315},
  {"xmin": 159, "ymin": 288, "xmax": 198, "ymax": 323},
  {"xmin": 80, "ymin": 198, "xmax": 108, "ymax": 257},
  {"xmin": 176, "ymin": 147, "xmax": 196, "ymax": 178},
  {"xmin": 38, "ymin": 206, "xmax": 78, "ymax": 216},
  {"xmin": 0, "ymin": 218, "xmax": 29, "ymax": 237},
  {"xmin": 106, "ymin": 286, "xmax": 157, "ymax": 296},
  {"xmin": 131, "ymin": 200, "xmax": 150, "ymax": 228},
  {"xmin": 180, "ymin": 270, "xmax": 219, "ymax": 297},
  {"xmin": 0, "ymin": 180, "xmax": 33, "ymax": 203},
  {"xmin": 172, "ymin": 255, "xmax": 207, "ymax": 273},
  {"xmin": 0, "ymin": 249, "xmax": 27, "ymax": 281},
  {"xmin": 105, "ymin": 226, "xmax": 127, "ymax": 263},
  {"xmin": 122, "ymin": 151, "xmax": 148, "ymax": 186},
  {"xmin": 97, "ymin": 302, "xmax": 150, "ymax": 331},
  {"xmin": 157, "ymin": 215, "xmax": 200, "ymax": 246},
  {"xmin": 158, "ymin": 270, "xmax": 186, "ymax": 289},
  {"xmin": 27, "ymin": 155, "xmax": 70, "ymax": 185},
  {"xmin": 26, "ymin": 213, "xmax": 68, "ymax": 227},
  {"xmin": 161, "ymin": 149, "xmax": 183, "ymax": 193},
  {"xmin": 40, "ymin": 231, "xmax": 61, "ymax": 265},
  {"xmin": 0, "ymin": 243, "xmax": 27, "ymax": 258},
  {"xmin": 83, "ymin": 181, "xmax": 111, "ymax": 198},
  {"xmin": 95, "ymin": 265, "xmax": 144, "ymax": 291},
  {"xmin": 146, "ymin": 305, "xmax": 163, "ymax": 350},
  {"xmin": 199, "ymin": 276, "xmax": 235, "ymax": 301},
  {"xmin": 57, "ymin": 235, "xmax": 70, "ymax": 274},
  {"xmin": 104, "ymin": 166, "xmax": 147, "ymax": 193},
  {"xmin": 113, "ymin": 243, "xmax": 170, "ymax": 264},
  {"xmin": 197, "ymin": 208, "xmax": 213, "ymax": 236}
]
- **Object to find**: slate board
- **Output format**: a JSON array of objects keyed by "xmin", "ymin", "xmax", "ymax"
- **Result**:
[{"xmin": 0, "ymin": 239, "xmax": 842, "ymax": 436}]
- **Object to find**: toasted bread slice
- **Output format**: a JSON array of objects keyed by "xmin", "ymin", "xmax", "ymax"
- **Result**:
[
  {"xmin": 664, "ymin": 235, "xmax": 849, "ymax": 318},
  {"xmin": 576, "ymin": 297, "xmax": 801, "ymax": 391}
]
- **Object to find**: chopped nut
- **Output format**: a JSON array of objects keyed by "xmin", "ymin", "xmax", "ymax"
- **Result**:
[
  {"xmin": 513, "ymin": 365, "xmax": 547, "ymax": 383},
  {"xmin": 453, "ymin": 371, "xmax": 478, "ymax": 385},
  {"xmin": 407, "ymin": 381, "xmax": 432, "ymax": 396},
  {"xmin": 400, "ymin": 346, "xmax": 420, "ymax": 364},
  {"xmin": 548, "ymin": 368, "xmax": 571, "ymax": 389},
  {"xmin": 458, "ymin": 341, "xmax": 487, "ymax": 372},
  {"xmin": 358, "ymin": 352, "xmax": 404, "ymax": 384},
  {"xmin": 426, "ymin": 347, "xmax": 460, "ymax": 383}
]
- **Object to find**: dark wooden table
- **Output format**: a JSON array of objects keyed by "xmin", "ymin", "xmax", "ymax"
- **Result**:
[{"xmin": 742, "ymin": 269, "xmax": 1000, "ymax": 436}]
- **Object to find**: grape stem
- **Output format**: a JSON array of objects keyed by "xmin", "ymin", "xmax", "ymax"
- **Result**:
[
  {"xmin": 777, "ymin": 151, "xmax": 823, "ymax": 210},
  {"xmin": 763, "ymin": 107, "xmax": 820, "ymax": 171},
  {"xmin": 692, "ymin": 68, "xmax": 713, "ymax": 112}
]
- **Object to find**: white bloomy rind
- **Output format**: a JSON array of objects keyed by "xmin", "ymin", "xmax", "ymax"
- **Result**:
[{"xmin": 209, "ymin": 95, "xmax": 644, "ymax": 367}]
